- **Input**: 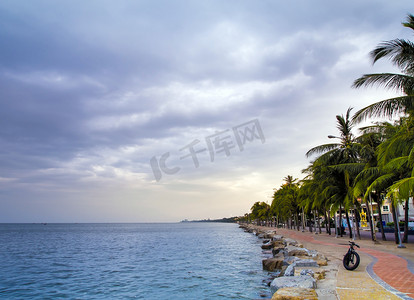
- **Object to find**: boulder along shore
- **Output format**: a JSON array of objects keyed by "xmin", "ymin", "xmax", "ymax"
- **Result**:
[{"xmin": 239, "ymin": 224, "xmax": 338, "ymax": 300}]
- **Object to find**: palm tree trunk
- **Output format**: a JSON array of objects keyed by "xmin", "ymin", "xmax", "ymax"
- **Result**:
[
  {"xmin": 295, "ymin": 212, "xmax": 299, "ymax": 231},
  {"xmin": 375, "ymin": 195, "xmax": 387, "ymax": 241},
  {"xmin": 391, "ymin": 202, "xmax": 399, "ymax": 244},
  {"xmin": 403, "ymin": 199, "xmax": 409, "ymax": 243},
  {"xmin": 339, "ymin": 204, "xmax": 343, "ymax": 237},
  {"xmin": 325, "ymin": 209, "xmax": 331, "ymax": 235},
  {"xmin": 334, "ymin": 209, "xmax": 338, "ymax": 237},
  {"xmin": 309, "ymin": 212, "xmax": 313, "ymax": 233},
  {"xmin": 354, "ymin": 205, "xmax": 361, "ymax": 239},
  {"xmin": 302, "ymin": 208, "xmax": 306, "ymax": 231},
  {"xmin": 365, "ymin": 198, "xmax": 376, "ymax": 241},
  {"xmin": 369, "ymin": 194, "xmax": 378, "ymax": 242},
  {"xmin": 345, "ymin": 210, "xmax": 353, "ymax": 239},
  {"xmin": 316, "ymin": 210, "xmax": 322, "ymax": 234}
]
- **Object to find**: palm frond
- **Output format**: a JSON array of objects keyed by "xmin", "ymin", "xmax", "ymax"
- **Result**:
[
  {"xmin": 402, "ymin": 14, "xmax": 414, "ymax": 31},
  {"xmin": 353, "ymin": 73, "xmax": 414, "ymax": 91},
  {"xmin": 354, "ymin": 166, "xmax": 380, "ymax": 183},
  {"xmin": 377, "ymin": 130, "xmax": 414, "ymax": 166},
  {"xmin": 383, "ymin": 156, "xmax": 408, "ymax": 173},
  {"xmin": 408, "ymin": 146, "xmax": 414, "ymax": 167},
  {"xmin": 387, "ymin": 177, "xmax": 414, "ymax": 201},
  {"xmin": 352, "ymin": 95, "xmax": 412, "ymax": 123},
  {"xmin": 370, "ymin": 39, "xmax": 414, "ymax": 73},
  {"xmin": 335, "ymin": 107, "xmax": 354, "ymax": 136},
  {"xmin": 329, "ymin": 163, "xmax": 364, "ymax": 175},
  {"xmin": 312, "ymin": 150, "xmax": 341, "ymax": 165},
  {"xmin": 353, "ymin": 179, "xmax": 368, "ymax": 199},
  {"xmin": 364, "ymin": 173, "xmax": 396, "ymax": 199},
  {"xmin": 306, "ymin": 143, "xmax": 339, "ymax": 158}
]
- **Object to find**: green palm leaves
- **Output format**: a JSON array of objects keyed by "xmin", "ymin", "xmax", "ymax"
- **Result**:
[
  {"xmin": 352, "ymin": 14, "xmax": 414, "ymax": 122},
  {"xmin": 271, "ymin": 176, "xmax": 300, "ymax": 230},
  {"xmin": 250, "ymin": 201, "xmax": 271, "ymax": 225}
]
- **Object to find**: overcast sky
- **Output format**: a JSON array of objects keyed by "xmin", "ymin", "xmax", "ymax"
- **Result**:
[{"xmin": 0, "ymin": 1, "xmax": 412, "ymax": 222}]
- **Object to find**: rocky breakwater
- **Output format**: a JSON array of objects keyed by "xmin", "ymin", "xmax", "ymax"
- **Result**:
[{"xmin": 239, "ymin": 224, "xmax": 330, "ymax": 300}]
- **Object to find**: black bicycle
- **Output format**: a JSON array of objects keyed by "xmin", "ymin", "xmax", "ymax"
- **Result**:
[{"xmin": 343, "ymin": 241, "xmax": 360, "ymax": 271}]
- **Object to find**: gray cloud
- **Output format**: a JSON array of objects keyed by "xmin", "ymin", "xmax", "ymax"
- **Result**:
[{"xmin": 0, "ymin": 0, "xmax": 412, "ymax": 222}]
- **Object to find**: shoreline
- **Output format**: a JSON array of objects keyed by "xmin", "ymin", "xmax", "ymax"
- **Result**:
[
  {"xmin": 239, "ymin": 224, "xmax": 336, "ymax": 299},
  {"xmin": 240, "ymin": 223, "xmax": 414, "ymax": 299}
]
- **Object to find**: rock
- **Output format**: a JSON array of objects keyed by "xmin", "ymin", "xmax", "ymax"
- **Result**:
[
  {"xmin": 295, "ymin": 267, "xmax": 326, "ymax": 280},
  {"xmin": 258, "ymin": 233, "xmax": 265, "ymax": 238},
  {"xmin": 262, "ymin": 250, "xmax": 273, "ymax": 256},
  {"xmin": 263, "ymin": 257, "xmax": 285, "ymax": 271},
  {"xmin": 283, "ymin": 256, "xmax": 297, "ymax": 264},
  {"xmin": 281, "ymin": 257, "xmax": 317, "ymax": 275},
  {"xmin": 264, "ymin": 231, "xmax": 277, "ymax": 239},
  {"xmin": 283, "ymin": 238, "xmax": 299, "ymax": 246},
  {"xmin": 307, "ymin": 250, "xmax": 318, "ymax": 257},
  {"xmin": 263, "ymin": 239, "xmax": 271, "ymax": 244},
  {"xmin": 315, "ymin": 254, "xmax": 328, "ymax": 266},
  {"xmin": 299, "ymin": 269, "xmax": 314, "ymax": 277},
  {"xmin": 271, "ymin": 287, "xmax": 318, "ymax": 300},
  {"xmin": 285, "ymin": 245, "xmax": 310, "ymax": 257},
  {"xmin": 283, "ymin": 263, "xmax": 296, "ymax": 276},
  {"xmin": 314, "ymin": 270, "xmax": 326, "ymax": 280},
  {"xmin": 272, "ymin": 235, "xmax": 284, "ymax": 241},
  {"xmin": 294, "ymin": 258, "xmax": 319, "ymax": 268},
  {"xmin": 262, "ymin": 242, "xmax": 273, "ymax": 250},
  {"xmin": 273, "ymin": 252, "xmax": 284, "ymax": 260},
  {"xmin": 272, "ymin": 246, "xmax": 285, "ymax": 257},
  {"xmin": 270, "ymin": 275, "xmax": 317, "ymax": 293},
  {"xmin": 279, "ymin": 265, "xmax": 288, "ymax": 277},
  {"xmin": 272, "ymin": 240, "xmax": 285, "ymax": 248}
]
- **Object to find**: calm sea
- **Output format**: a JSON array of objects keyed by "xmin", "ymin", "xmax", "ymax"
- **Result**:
[{"xmin": 0, "ymin": 223, "xmax": 272, "ymax": 299}]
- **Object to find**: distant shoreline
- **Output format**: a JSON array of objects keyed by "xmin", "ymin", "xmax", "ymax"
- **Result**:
[{"xmin": 180, "ymin": 217, "xmax": 238, "ymax": 223}]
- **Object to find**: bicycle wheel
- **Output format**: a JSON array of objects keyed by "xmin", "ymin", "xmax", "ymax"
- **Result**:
[{"xmin": 343, "ymin": 251, "xmax": 360, "ymax": 270}]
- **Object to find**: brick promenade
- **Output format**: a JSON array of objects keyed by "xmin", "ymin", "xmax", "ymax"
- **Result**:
[{"xmin": 268, "ymin": 227, "xmax": 414, "ymax": 299}]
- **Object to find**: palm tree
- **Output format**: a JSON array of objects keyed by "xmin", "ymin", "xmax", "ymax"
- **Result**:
[
  {"xmin": 282, "ymin": 175, "xmax": 301, "ymax": 230},
  {"xmin": 380, "ymin": 117, "xmax": 414, "ymax": 242},
  {"xmin": 352, "ymin": 14, "xmax": 414, "ymax": 122},
  {"xmin": 356, "ymin": 118, "xmax": 414, "ymax": 243},
  {"xmin": 307, "ymin": 108, "xmax": 362, "ymax": 238},
  {"xmin": 271, "ymin": 176, "xmax": 300, "ymax": 229},
  {"xmin": 352, "ymin": 14, "xmax": 414, "ymax": 243},
  {"xmin": 300, "ymin": 163, "xmax": 337, "ymax": 235},
  {"xmin": 250, "ymin": 201, "xmax": 271, "ymax": 226},
  {"xmin": 353, "ymin": 122, "xmax": 392, "ymax": 241},
  {"xmin": 307, "ymin": 108, "xmax": 360, "ymax": 161}
]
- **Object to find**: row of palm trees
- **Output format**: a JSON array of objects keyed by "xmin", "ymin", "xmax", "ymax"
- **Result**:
[{"xmin": 243, "ymin": 14, "xmax": 414, "ymax": 244}]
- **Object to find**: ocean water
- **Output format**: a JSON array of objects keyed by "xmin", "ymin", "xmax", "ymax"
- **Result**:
[{"xmin": 0, "ymin": 223, "xmax": 272, "ymax": 299}]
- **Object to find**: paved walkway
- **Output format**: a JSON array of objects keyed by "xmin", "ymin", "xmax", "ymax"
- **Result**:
[{"xmin": 267, "ymin": 227, "xmax": 414, "ymax": 299}]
